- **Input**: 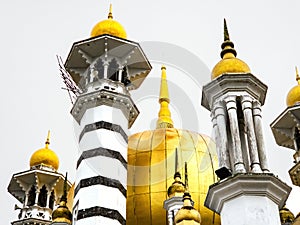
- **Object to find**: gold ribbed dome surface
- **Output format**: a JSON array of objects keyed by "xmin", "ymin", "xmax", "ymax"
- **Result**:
[
  {"xmin": 127, "ymin": 128, "xmax": 220, "ymax": 225},
  {"xmin": 91, "ymin": 5, "xmax": 127, "ymax": 39},
  {"xmin": 286, "ymin": 67, "xmax": 300, "ymax": 107},
  {"xmin": 211, "ymin": 19, "xmax": 250, "ymax": 79},
  {"xmin": 29, "ymin": 131, "xmax": 59, "ymax": 170}
]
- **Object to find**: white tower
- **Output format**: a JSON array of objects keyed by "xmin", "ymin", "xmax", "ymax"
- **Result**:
[
  {"xmin": 202, "ymin": 20, "xmax": 291, "ymax": 225},
  {"xmin": 271, "ymin": 67, "xmax": 300, "ymax": 188},
  {"xmin": 63, "ymin": 6, "xmax": 151, "ymax": 225},
  {"xmin": 8, "ymin": 132, "xmax": 71, "ymax": 225}
]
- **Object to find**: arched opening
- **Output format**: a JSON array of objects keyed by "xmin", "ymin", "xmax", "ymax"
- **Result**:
[
  {"xmin": 38, "ymin": 185, "xmax": 48, "ymax": 207},
  {"xmin": 49, "ymin": 190, "xmax": 55, "ymax": 210},
  {"xmin": 27, "ymin": 185, "xmax": 36, "ymax": 206}
]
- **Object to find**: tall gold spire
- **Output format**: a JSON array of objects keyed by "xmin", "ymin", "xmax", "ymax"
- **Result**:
[
  {"xmin": 45, "ymin": 130, "xmax": 50, "ymax": 148},
  {"xmin": 156, "ymin": 66, "xmax": 174, "ymax": 128},
  {"xmin": 211, "ymin": 19, "xmax": 250, "ymax": 79},
  {"xmin": 108, "ymin": 4, "xmax": 113, "ymax": 19}
]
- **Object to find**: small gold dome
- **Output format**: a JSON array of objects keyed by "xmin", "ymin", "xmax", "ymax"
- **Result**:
[
  {"xmin": 286, "ymin": 67, "xmax": 300, "ymax": 107},
  {"xmin": 279, "ymin": 206, "xmax": 295, "ymax": 224},
  {"xmin": 91, "ymin": 4, "xmax": 127, "ymax": 39},
  {"xmin": 167, "ymin": 172, "xmax": 185, "ymax": 197},
  {"xmin": 29, "ymin": 131, "xmax": 59, "ymax": 170},
  {"xmin": 52, "ymin": 201, "xmax": 72, "ymax": 224},
  {"xmin": 175, "ymin": 193, "xmax": 201, "ymax": 224},
  {"xmin": 211, "ymin": 19, "xmax": 250, "ymax": 79}
]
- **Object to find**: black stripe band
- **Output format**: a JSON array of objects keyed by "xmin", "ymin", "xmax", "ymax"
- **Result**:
[
  {"xmin": 79, "ymin": 121, "xmax": 128, "ymax": 143},
  {"xmin": 77, "ymin": 147, "xmax": 127, "ymax": 169},
  {"xmin": 77, "ymin": 206, "xmax": 125, "ymax": 225},
  {"xmin": 74, "ymin": 175, "xmax": 126, "ymax": 198}
]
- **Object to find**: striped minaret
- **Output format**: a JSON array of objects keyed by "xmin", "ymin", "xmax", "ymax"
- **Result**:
[{"xmin": 63, "ymin": 6, "xmax": 151, "ymax": 225}]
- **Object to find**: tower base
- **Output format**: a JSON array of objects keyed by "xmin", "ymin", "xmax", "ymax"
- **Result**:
[{"xmin": 204, "ymin": 173, "xmax": 291, "ymax": 225}]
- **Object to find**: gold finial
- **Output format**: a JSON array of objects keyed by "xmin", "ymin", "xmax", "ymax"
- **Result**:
[
  {"xmin": 45, "ymin": 130, "xmax": 50, "ymax": 148},
  {"xmin": 184, "ymin": 162, "xmax": 189, "ymax": 192},
  {"xmin": 156, "ymin": 66, "xmax": 174, "ymax": 128},
  {"xmin": 296, "ymin": 66, "xmax": 300, "ymax": 84},
  {"xmin": 61, "ymin": 173, "xmax": 68, "ymax": 203},
  {"xmin": 221, "ymin": 19, "xmax": 237, "ymax": 59},
  {"xmin": 224, "ymin": 18, "xmax": 230, "ymax": 41},
  {"xmin": 108, "ymin": 4, "xmax": 113, "ymax": 19}
]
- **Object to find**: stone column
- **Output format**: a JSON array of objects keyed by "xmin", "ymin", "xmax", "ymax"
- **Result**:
[
  {"xmin": 118, "ymin": 67, "xmax": 123, "ymax": 82},
  {"xmin": 225, "ymin": 96, "xmax": 246, "ymax": 173},
  {"xmin": 253, "ymin": 100, "xmax": 269, "ymax": 172},
  {"xmin": 34, "ymin": 190, "xmax": 40, "ymax": 206},
  {"xmin": 103, "ymin": 61, "xmax": 109, "ymax": 79},
  {"xmin": 213, "ymin": 103, "xmax": 230, "ymax": 169},
  {"xmin": 241, "ymin": 96, "xmax": 262, "ymax": 173}
]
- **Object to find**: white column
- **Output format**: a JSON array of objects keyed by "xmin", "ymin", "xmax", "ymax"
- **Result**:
[
  {"xmin": 213, "ymin": 103, "xmax": 230, "ymax": 169},
  {"xmin": 46, "ymin": 190, "xmax": 50, "ymax": 208},
  {"xmin": 103, "ymin": 62, "xmax": 109, "ymax": 79},
  {"xmin": 241, "ymin": 96, "xmax": 262, "ymax": 173},
  {"xmin": 118, "ymin": 68, "xmax": 123, "ymax": 82},
  {"xmin": 225, "ymin": 96, "xmax": 246, "ymax": 173},
  {"xmin": 24, "ymin": 192, "xmax": 29, "ymax": 207},
  {"xmin": 238, "ymin": 116, "xmax": 250, "ymax": 172},
  {"xmin": 34, "ymin": 190, "xmax": 40, "ymax": 206},
  {"xmin": 253, "ymin": 100, "xmax": 269, "ymax": 172},
  {"xmin": 167, "ymin": 211, "xmax": 173, "ymax": 225}
]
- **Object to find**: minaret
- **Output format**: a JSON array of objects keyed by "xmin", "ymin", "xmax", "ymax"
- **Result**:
[
  {"xmin": 202, "ymin": 19, "xmax": 291, "ymax": 225},
  {"xmin": 163, "ymin": 149, "xmax": 185, "ymax": 225},
  {"xmin": 52, "ymin": 174, "xmax": 72, "ymax": 225},
  {"xmin": 271, "ymin": 67, "xmax": 300, "ymax": 187},
  {"xmin": 174, "ymin": 163, "xmax": 201, "ymax": 225},
  {"xmin": 63, "ymin": 5, "xmax": 151, "ymax": 225},
  {"xmin": 8, "ymin": 131, "xmax": 71, "ymax": 225}
]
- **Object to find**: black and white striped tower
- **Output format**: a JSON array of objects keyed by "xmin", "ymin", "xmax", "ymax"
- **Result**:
[{"xmin": 63, "ymin": 6, "xmax": 151, "ymax": 225}]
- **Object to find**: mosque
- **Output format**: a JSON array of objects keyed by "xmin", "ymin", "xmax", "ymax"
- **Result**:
[{"xmin": 7, "ymin": 4, "xmax": 300, "ymax": 225}]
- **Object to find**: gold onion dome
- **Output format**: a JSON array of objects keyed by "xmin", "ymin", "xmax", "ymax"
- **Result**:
[
  {"xmin": 91, "ymin": 4, "xmax": 127, "ymax": 39},
  {"xmin": 52, "ymin": 174, "xmax": 72, "ymax": 224},
  {"xmin": 167, "ymin": 171, "xmax": 185, "ymax": 198},
  {"xmin": 29, "ymin": 131, "xmax": 59, "ymax": 170},
  {"xmin": 211, "ymin": 19, "xmax": 250, "ymax": 79},
  {"xmin": 279, "ymin": 206, "xmax": 295, "ymax": 224},
  {"xmin": 286, "ymin": 67, "xmax": 300, "ymax": 107},
  {"xmin": 127, "ymin": 66, "xmax": 220, "ymax": 225}
]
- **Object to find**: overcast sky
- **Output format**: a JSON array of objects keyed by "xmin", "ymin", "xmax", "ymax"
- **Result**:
[{"xmin": 2, "ymin": 0, "xmax": 300, "ymax": 223}]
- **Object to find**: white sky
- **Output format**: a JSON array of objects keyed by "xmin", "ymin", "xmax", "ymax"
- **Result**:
[{"xmin": 2, "ymin": 0, "xmax": 300, "ymax": 223}]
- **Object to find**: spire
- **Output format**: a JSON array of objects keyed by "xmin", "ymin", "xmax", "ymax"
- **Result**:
[
  {"xmin": 45, "ymin": 130, "xmax": 50, "ymax": 149},
  {"xmin": 108, "ymin": 4, "xmax": 113, "ymax": 19},
  {"xmin": 224, "ymin": 18, "xmax": 230, "ymax": 41},
  {"xmin": 167, "ymin": 148, "xmax": 185, "ymax": 197},
  {"xmin": 296, "ymin": 66, "xmax": 300, "ymax": 85},
  {"xmin": 184, "ymin": 162, "xmax": 189, "ymax": 192},
  {"xmin": 156, "ymin": 66, "xmax": 174, "ymax": 128},
  {"xmin": 174, "ymin": 162, "xmax": 201, "ymax": 224},
  {"xmin": 220, "ymin": 19, "xmax": 237, "ymax": 58},
  {"xmin": 61, "ymin": 173, "xmax": 68, "ymax": 203}
]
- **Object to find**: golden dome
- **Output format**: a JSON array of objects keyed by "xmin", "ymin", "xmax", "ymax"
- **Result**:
[
  {"xmin": 286, "ymin": 67, "xmax": 300, "ymax": 107},
  {"xmin": 52, "ymin": 175, "xmax": 72, "ymax": 224},
  {"xmin": 175, "ymin": 193, "xmax": 201, "ymax": 224},
  {"xmin": 29, "ymin": 131, "xmax": 59, "ymax": 170},
  {"xmin": 211, "ymin": 19, "xmax": 250, "ymax": 79},
  {"xmin": 279, "ymin": 206, "xmax": 295, "ymax": 224},
  {"xmin": 91, "ymin": 4, "xmax": 127, "ymax": 39},
  {"xmin": 127, "ymin": 66, "xmax": 220, "ymax": 225}
]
